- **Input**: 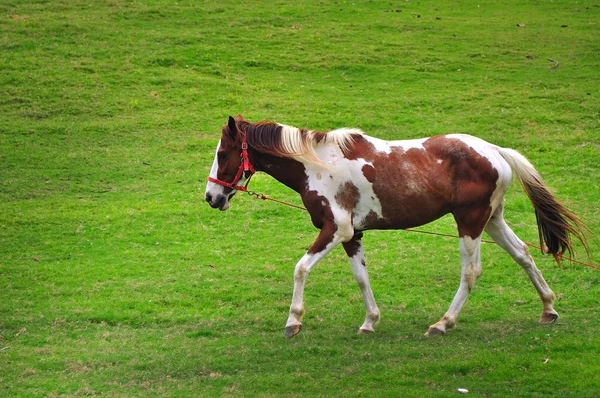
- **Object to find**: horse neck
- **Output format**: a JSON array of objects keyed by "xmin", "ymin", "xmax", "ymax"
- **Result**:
[{"xmin": 253, "ymin": 152, "xmax": 307, "ymax": 194}]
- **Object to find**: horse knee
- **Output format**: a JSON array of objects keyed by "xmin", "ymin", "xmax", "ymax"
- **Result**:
[
  {"xmin": 294, "ymin": 258, "xmax": 310, "ymax": 281},
  {"xmin": 294, "ymin": 267, "xmax": 307, "ymax": 282}
]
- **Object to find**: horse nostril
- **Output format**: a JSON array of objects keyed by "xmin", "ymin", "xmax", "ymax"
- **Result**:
[
  {"xmin": 205, "ymin": 193, "xmax": 213, "ymax": 203},
  {"xmin": 215, "ymin": 195, "xmax": 226, "ymax": 209}
]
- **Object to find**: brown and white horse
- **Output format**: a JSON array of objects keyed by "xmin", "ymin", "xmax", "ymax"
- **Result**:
[{"xmin": 205, "ymin": 115, "xmax": 588, "ymax": 337}]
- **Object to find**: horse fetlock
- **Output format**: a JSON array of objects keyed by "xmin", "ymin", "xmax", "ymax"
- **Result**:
[
  {"xmin": 358, "ymin": 311, "xmax": 380, "ymax": 334},
  {"xmin": 367, "ymin": 310, "xmax": 380, "ymax": 324},
  {"xmin": 443, "ymin": 315, "xmax": 456, "ymax": 329},
  {"xmin": 426, "ymin": 315, "xmax": 457, "ymax": 336},
  {"xmin": 289, "ymin": 305, "xmax": 305, "ymax": 320},
  {"xmin": 543, "ymin": 291, "xmax": 556, "ymax": 304}
]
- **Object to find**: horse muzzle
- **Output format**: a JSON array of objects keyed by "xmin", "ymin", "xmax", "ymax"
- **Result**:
[{"xmin": 205, "ymin": 192, "xmax": 232, "ymax": 211}]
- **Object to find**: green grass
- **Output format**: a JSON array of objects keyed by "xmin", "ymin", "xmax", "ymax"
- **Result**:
[{"xmin": 1, "ymin": 0, "xmax": 599, "ymax": 396}]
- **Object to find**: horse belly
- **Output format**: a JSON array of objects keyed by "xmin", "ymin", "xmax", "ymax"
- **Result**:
[{"xmin": 354, "ymin": 159, "xmax": 452, "ymax": 230}]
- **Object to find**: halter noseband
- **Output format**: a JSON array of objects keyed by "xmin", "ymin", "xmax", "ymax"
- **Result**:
[{"xmin": 207, "ymin": 130, "xmax": 255, "ymax": 192}]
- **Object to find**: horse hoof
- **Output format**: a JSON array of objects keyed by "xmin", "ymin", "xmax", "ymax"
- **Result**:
[
  {"xmin": 540, "ymin": 312, "xmax": 559, "ymax": 324},
  {"xmin": 425, "ymin": 326, "xmax": 445, "ymax": 337},
  {"xmin": 358, "ymin": 328, "xmax": 375, "ymax": 335},
  {"xmin": 285, "ymin": 324, "xmax": 302, "ymax": 338}
]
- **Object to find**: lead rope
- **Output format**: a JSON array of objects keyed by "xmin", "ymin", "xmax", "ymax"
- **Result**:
[
  {"xmin": 244, "ymin": 190, "xmax": 599, "ymax": 271},
  {"xmin": 403, "ymin": 229, "xmax": 600, "ymax": 271},
  {"xmin": 246, "ymin": 190, "xmax": 309, "ymax": 212}
]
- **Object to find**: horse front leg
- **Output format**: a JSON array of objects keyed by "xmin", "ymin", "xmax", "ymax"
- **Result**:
[
  {"xmin": 342, "ymin": 232, "xmax": 380, "ymax": 334},
  {"xmin": 285, "ymin": 223, "xmax": 348, "ymax": 338}
]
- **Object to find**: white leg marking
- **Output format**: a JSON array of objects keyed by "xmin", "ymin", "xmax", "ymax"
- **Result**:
[
  {"xmin": 484, "ymin": 213, "xmax": 557, "ymax": 320},
  {"xmin": 348, "ymin": 243, "xmax": 380, "ymax": 333},
  {"xmin": 285, "ymin": 232, "xmax": 346, "ymax": 334},
  {"xmin": 427, "ymin": 236, "xmax": 482, "ymax": 335}
]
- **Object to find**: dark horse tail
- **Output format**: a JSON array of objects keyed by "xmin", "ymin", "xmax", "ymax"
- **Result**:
[{"xmin": 498, "ymin": 147, "xmax": 589, "ymax": 259}]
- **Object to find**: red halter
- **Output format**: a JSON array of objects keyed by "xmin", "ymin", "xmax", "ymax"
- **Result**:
[{"xmin": 207, "ymin": 130, "xmax": 255, "ymax": 192}]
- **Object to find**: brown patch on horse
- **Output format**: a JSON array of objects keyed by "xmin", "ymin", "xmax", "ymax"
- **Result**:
[
  {"xmin": 453, "ymin": 206, "xmax": 493, "ymax": 239},
  {"xmin": 345, "ymin": 135, "xmax": 382, "ymax": 162},
  {"xmin": 302, "ymin": 190, "xmax": 337, "ymax": 254},
  {"xmin": 424, "ymin": 136, "xmax": 498, "ymax": 239},
  {"xmin": 347, "ymin": 135, "xmax": 499, "ymax": 233},
  {"xmin": 335, "ymin": 182, "xmax": 360, "ymax": 212},
  {"xmin": 342, "ymin": 231, "xmax": 364, "ymax": 258},
  {"xmin": 424, "ymin": 136, "xmax": 498, "ymax": 205},
  {"xmin": 307, "ymin": 222, "xmax": 337, "ymax": 255},
  {"xmin": 255, "ymin": 153, "xmax": 308, "ymax": 194},
  {"xmin": 362, "ymin": 210, "xmax": 380, "ymax": 228},
  {"xmin": 361, "ymin": 164, "xmax": 376, "ymax": 183},
  {"xmin": 348, "ymin": 136, "xmax": 452, "ymax": 229},
  {"xmin": 215, "ymin": 124, "xmax": 245, "ymax": 190}
]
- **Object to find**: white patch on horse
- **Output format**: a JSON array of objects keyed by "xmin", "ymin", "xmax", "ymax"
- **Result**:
[
  {"xmin": 304, "ymin": 142, "xmax": 383, "ymax": 231},
  {"xmin": 390, "ymin": 137, "xmax": 428, "ymax": 152},
  {"xmin": 363, "ymin": 135, "xmax": 427, "ymax": 154},
  {"xmin": 204, "ymin": 140, "xmax": 232, "ymax": 210},
  {"xmin": 206, "ymin": 140, "xmax": 221, "ymax": 188}
]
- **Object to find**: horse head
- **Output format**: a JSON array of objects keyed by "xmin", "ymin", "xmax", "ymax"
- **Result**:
[{"xmin": 205, "ymin": 115, "xmax": 255, "ymax": 211}]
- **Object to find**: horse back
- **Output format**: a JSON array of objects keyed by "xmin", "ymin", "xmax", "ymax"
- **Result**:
[{"xmin": 340, "ymin": 134, "xmax": 502, "ymax": 230}]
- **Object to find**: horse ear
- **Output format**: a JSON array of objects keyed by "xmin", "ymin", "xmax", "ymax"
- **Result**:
[{"xmin": 227, "ymin": 116, "xmax": 238, "ymax": 139}]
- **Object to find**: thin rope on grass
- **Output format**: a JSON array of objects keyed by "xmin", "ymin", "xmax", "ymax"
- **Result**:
[
  {"xmin": 245, "ymin": 193, "xmax": 599, "ymax": 271},
  {"xmin": 404, "ymin": 228, "xmax": 600, "ymax": 271}
]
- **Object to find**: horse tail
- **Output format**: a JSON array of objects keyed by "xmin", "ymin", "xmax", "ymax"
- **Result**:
[{"xmin": 497, "ymin": 147, "xmax": 589, "ymax": 259}]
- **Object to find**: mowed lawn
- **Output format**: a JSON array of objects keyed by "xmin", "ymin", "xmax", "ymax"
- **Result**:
[{"xmin": 1, "ymin": 0, "xmax": 599, "ymax": 396}]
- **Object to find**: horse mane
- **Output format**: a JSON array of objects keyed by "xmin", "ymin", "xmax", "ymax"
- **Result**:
[{"xmin": 238, "ymin": 120, "xmax": 360, "ymax": 165}]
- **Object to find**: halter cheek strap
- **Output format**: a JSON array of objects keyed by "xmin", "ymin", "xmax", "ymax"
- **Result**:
[{"xmin": 207, "ymin": 131, "xmax": 255, "ymax": 192}]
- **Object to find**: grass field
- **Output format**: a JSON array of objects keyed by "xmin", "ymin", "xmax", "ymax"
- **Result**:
[{"xmin": 1, "ymin": 0, "xmax": 599, "ymax": 396}]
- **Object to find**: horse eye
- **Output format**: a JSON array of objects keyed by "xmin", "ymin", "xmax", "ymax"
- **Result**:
[{"xmin": 217, "ymin": 151, "xmax": 228, "ymax": 161}]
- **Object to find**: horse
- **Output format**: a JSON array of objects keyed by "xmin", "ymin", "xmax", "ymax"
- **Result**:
[{"xmin": 205, "ymin": 115, "xmax": 588, "ymax": 337}]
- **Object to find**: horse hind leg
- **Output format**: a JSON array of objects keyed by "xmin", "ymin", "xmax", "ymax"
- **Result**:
[
  {"xmin": 426, "ymin": 207, "xmax": 488, "ymax": 336},
  {"xmin": 426, "ymin": 234, "xmax": 483, "ymax": 336},
  {"xmin": 484, "ymin": 208, "xmax": 558, "ymax": 323}
]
